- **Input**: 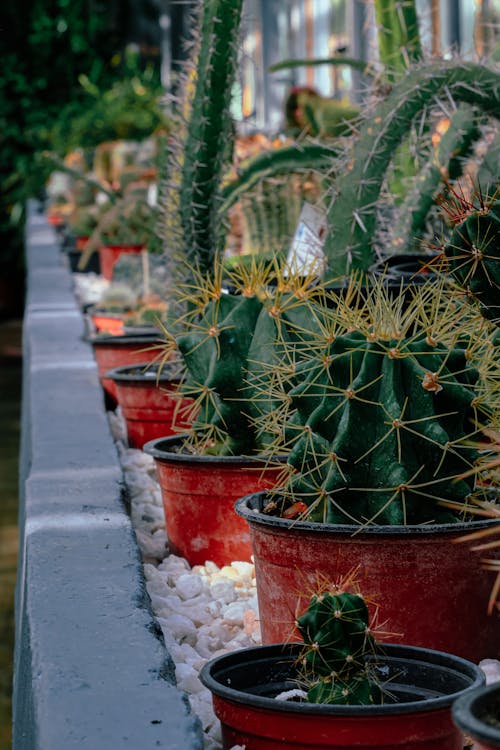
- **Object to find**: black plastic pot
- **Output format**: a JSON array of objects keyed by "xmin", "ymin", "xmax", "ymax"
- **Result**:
[
  {"xmin": 235, "ymin": 491, "xmax": 499, "ymax": 660},
  {"xmin": 453, "ymin": 682, "xmax": 500, "ymax": 749},
  {"xmin": 371, "ymin": 252, "xmax": 442, "ymax": 285},
  {"xmin": 66, "ymin": 248, "xmax": 101, "ymax": 274},
  {"xmin": 200, "ymin": 642, "xmax": 484, "ymax": 750}
]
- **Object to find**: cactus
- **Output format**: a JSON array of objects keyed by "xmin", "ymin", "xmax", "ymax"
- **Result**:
[
  {"xmin": 162, "ymin": 0, "xmax": 243, "ymax": 286},
  {"xmin": 323, "ymin": 62, "xmax": 500, "ymax": 275},
  {"xmin": 297, "ymin": 589, "xmax": 378, "ymax": 705},
  {"xmin": 444, "ymin": 192, "xmax": 500, "ymax": 325},
  {"xmin": 164, "ymin": 262, "xmax": 321, "ymax": 456},
  {"xmin": 220, "ymin": 142, "xmax": 338, "ymax": 214},
  {"xmin": 391, "ymin": 105, "xmax": 482, "ymax": 254},
  {"xmin": 258, "ymin": 279, "xmax": 499, "ymax": 525},
  {"xmin": 374, "ymin": 0, "xmax": 422, "ymax": 79}
]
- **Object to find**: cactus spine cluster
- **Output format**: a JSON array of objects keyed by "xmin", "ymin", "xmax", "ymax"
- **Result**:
[
  {"xmin": 445, "ymin": 192, "xmax": 500, "ymax": 325},
  {"xmin": 297, "ymin": 589, "xmax": 378, "ymax": 705},
  {"xmin": 259, "ymin": 279, "xmax": 498, "ymax": 525}
]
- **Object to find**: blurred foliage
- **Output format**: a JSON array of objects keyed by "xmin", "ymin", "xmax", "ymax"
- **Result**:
[{"xmin": 0, "ymin": 0, "xmax": 163, "ymax": 291}]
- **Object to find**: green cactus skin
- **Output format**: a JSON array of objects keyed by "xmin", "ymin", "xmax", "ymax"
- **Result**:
[
  {"xmin": 162, "ymin": 0, "xmax": 243, "ymax": 286},
  {"xmin": 445, "ymin": 198, "xmax": 500, "ymax": 325},
  {"xmin": 323, "ymin": 62, "xmax": 500, "ymax": 276},
  {"xmin": 169, "ymin": 265, "xmax": 321, "ymax": 456},
  {"xmin": 259, "ymin": 281, "xmax": 498, "ymax": 525},
  {"xmin": 392, "ymin": 105, "xmax": 482, "ymax": 254},
  {"xmin": 268, "ymin": 56, "xmax": 371, "ymax": 76},
  {"xmin": 220, "ymin": 143, "xmax": 338, "ymax": 215},
  {"xmin": 297, "ymin": 591, "xmax": 378, "ymax": 705},
  {"xmin": 374, "ymin": 0, "xmax": 422, "ymax": 79}
]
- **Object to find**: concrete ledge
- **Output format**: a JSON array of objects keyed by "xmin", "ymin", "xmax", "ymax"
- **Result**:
[{"xmin": 13, "ymin": 202, "xmax": 203, "ymax": 750}]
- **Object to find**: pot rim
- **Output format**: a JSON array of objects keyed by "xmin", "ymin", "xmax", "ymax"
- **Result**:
[
  {"xmin": 105, "ymin": 361, "xmax": 182, "ymax": 384},
  {"xmin": 453, "ymin": 682, "xmax": 500, "ymax": 745},
  {"xmin": 88, "ymin": 332, "xmax": 163, "ymax": 347},
  {"xmin": 143, "ymin": 434, "xmax": 287, "ymax": 466},
  {"xmin": 99, "ymin": 243, "xmax": 145, "ymax": 250},
  {"xmin": 235, "ymin": 490, "xmax": 500, "ymax": 536},
  {"xmin": 200, "ymin": 642, "xmax": 484, "ymax": 716}
]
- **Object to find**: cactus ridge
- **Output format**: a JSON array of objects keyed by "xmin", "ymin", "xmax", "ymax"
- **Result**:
[{"xmin": 297, "ymin": 590, "xmax": 379, "ymax": 705}]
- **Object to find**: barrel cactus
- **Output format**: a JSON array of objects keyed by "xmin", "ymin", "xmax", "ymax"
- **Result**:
[
  {"xmin": 444, "ymin": 191, "xmax": 500, "ymax": 325},
  {"xmin": 297, "ymin": 589, "xmax": 378, "ymax": 705},
  {"xmin": 164, "ymin": 261, "xmax": 321, "ymax": 456},
  {"xmin": 258, "ymin": 278, "xmax": 499, "ymax": 524}
]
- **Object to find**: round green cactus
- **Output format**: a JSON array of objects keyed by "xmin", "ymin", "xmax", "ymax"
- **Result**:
[
  {"xmin": 445, "ymin": 196, "xmax": 500, "ymax": 325},
  {"xmin": 297, "ymin": 590, "xmax": 378, "ymax": 705},
  {"xmin": 259, "ymin": 279, "xmax": 499, "ymax": 524}
]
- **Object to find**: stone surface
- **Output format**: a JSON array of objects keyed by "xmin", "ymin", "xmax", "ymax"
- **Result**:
[{"xmin": 13, "ymin": 204, "xmax": 203, "ymax": 750}]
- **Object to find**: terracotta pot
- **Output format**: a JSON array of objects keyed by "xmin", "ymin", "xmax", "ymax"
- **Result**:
[
  {"xmin": 106, "ymin": 362, "xmax": 192, "ymax": 449},
  {"xmin": 235, "ymin": 492, "xmax": 499, "ymax": 662},
  {"xmin": 200, "ymin": 642, "xmax": 484, "ymax": 750},
  {"xmin": 453, "ymin": 683, "xmax": 500, "ymax": 750},
  {"xmin": 98, "ymin": 244, "xmax": 145, "ymax": 281},
  {"xmin": 143, "ymin": 436, "xmax": 284, "ymax": 567},
  {"xmin": 90, "ymin": 333, "xmax": 164, "ymax": 407}
]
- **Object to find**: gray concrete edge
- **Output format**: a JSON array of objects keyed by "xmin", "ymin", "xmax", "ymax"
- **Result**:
[{"xmin": 12, "ymin": 201, "xmax": 203, "ymax": 750}]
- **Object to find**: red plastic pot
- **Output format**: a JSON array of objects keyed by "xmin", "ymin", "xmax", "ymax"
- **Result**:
[
  {"xmin": 75, "ymin": 236, "xmax": 90, "ymax": 251},
  {"xmin": 236, "ymin": 492, "xmax": 499, "ymax": 662},
  {"xmin": 143, "ymin": 436, "xmax": 284, "ymax": 567},
  {"xmin": 98, "ymin": 244, "xmax": 145, "ymax": 281},
  {"xmin": 90, "ymin": 333, "xmax": 164, "ymax": 406},
  {"xmin": 453, "ymin": 683, "xmax": 500, "ymax": 750},
  {"xmin": 90, "ymin": 309, "xmax": 126, "ymax": 335},
  {"xmin": 106, "ymin": 362, "xmax": 193, "ymax": 448},
  {"xmin": 200, "ymin": 642, "xmax": 484, "ymax": 750}
]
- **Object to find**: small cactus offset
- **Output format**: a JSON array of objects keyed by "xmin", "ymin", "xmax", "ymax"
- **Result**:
[
  {"xmin": 297, "ymin": 589, "xmax": 378, "ymax": 705},
  {"xmin": 444, "ymin": 190, "xmax": 500, "ymax": 325},
  {"xmin": 259, "ymin": 279, "xmax": 499, "ymax": 525}
]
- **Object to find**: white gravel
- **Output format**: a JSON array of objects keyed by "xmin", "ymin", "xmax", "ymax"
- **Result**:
[{"xmin": 108, "ymin": 408, "xmax": 261, "ymax": 749}]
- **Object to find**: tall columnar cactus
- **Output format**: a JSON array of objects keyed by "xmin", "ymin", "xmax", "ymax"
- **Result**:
[
  {"xmin": 162, "ymin": 0, "xmax": 243, "ymax": 284},
  {"xmin": 259, "ymin": 279, "xmax": 499, "ymax": 525},
  {"xmin": 322, "ymin": 62, "xmax": 500, "ymax": 276},
  {"xmin": 445, "ymin": 193, "xmax": 500, "ymax": 325},
  {"xmin": 374, "ymin": 0, "xmax": 422, "ymax": 79},
  {"xmin": 297, "ymin": 590, "xmax": 378, "ymax": 705}
]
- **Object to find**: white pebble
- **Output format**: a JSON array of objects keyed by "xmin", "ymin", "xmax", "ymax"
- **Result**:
[
  {"xmin": 161, "ymin": 613, "xmax": 198, "ymax": 646},
  {"xmin": 210, "ymin": 580, "xmax": 237, "ymax": 604},
  {"xmin": 480, "ymin": 659, "xmax": 500, "ymax": 684},
  {"xmin": 222, "ymin": 601, "xmax": 247, "ymax": 626},
  {"xmin": 176, "ymin": 573, "xmax": 205, "ymax": 600},
  {"xmin": 176, "ymin": 662, "xmax": 204, "ymax": 694}
]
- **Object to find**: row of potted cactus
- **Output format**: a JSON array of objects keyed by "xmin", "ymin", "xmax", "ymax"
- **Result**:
[{"xmin": 49, "ymin": 0, "xmax": 500, "ymax": 746}]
